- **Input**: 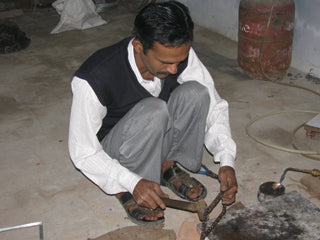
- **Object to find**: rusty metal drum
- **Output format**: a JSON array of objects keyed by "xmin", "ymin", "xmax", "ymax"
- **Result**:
[{"xmin": 238, "ymin": 0, "xmax": 295, "ymax": 80}]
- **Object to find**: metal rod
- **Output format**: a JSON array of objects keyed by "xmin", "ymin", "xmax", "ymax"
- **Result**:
[
  {"xmin": 280, "ymin": 167, "xmax": 320, "ymax": 183},
  {"xmin": 0, "ymin": 222, "xmax": 43, "ymax": 240}
]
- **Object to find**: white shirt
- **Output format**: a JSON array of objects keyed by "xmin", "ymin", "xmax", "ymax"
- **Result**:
[{"xmin": 68, "ymin": 39, "xmax": 236, "ymax": 195}]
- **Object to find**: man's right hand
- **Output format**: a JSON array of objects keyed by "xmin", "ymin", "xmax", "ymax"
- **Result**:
[{"xmin": 133, "ymin": 179, "xmax": 167, "ymax": 210}]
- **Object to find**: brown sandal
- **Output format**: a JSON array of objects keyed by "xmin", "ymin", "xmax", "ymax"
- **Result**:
[
  {"xmin": 161, "ymin": 163, "xmax": 207, "ymax": 202},
  {"xmin": 118, "ymin": 192, "xmax": 164, "ymax": 226}
]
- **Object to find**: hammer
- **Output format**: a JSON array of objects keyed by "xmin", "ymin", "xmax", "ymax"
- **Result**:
[{"xmin": 161, "ymin": 197, "xmax": 207, "ymax": 221}]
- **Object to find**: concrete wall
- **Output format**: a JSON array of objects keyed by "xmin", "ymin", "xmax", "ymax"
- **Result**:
[{"xmin": 178, "ymin": 0, "xmax": 320, "ymax": 76}]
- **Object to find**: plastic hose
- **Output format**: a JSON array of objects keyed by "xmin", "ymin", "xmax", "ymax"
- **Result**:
[{"xmin": 245, "ymin": 110, "xmax": 320, "ymax": 156}]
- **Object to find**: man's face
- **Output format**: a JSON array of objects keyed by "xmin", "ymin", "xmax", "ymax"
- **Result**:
[{"xmin": 133, "ymin": 40, "xmax": 191, "ymax": 80}]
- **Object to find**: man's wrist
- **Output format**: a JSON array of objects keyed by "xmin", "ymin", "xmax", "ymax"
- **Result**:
[{"xmin": 219, "ymin": 153, "xmax": 235, "ymax": 169}]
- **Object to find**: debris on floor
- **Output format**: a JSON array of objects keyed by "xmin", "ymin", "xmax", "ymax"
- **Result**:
[
  {"xmin": 177, "ymin": 221, "xmax": 199, "ymax": 240},
  {"xmin": 88, "ymin": 224, "xmax": 176, "ymax": 240},
  {"xmin": 0, "ymin": 21, "xmax": 30, "ymax": 54},
  {"xmin": 198, "ymin": 191, "xmax": 320, "ymax": 240},
  {"xmin": 300, "ymin": 174, "xmax": 320, "ymax": 200},
  {"xmin": 304, "ymin": 113, "xmax": 320, "ymax": 138},
  {"xmin": 227, "ymin": 201, "xmax": 246, "ymax": 211},
  {"xmin": 306, "ymin": 68, "xmax": 320, "ymax": 84}
]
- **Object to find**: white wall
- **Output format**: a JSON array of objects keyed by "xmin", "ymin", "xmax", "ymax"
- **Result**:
[
  {"xmin": 178, "ymin": 0, "xmax": 320, "ymax": 76},
  {"xmin": 178, "ymin": 0, "xmax": 239, "ymax": 41},
  {"xmin": 293, "ymin": 0, "xmax": 320, "ymax": 75}
]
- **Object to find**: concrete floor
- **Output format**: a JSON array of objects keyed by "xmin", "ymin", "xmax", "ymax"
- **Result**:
[{"xmin": 1, "ymin": 3, "xmax": 320, "ymax": 240}]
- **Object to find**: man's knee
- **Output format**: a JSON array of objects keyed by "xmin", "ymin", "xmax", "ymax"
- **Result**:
[
  {"xmin": 174, "ymin": 81, "xmax": 210, "ymax": 106},
  {"xmin": 138, "ymin": 97, "xmax": 169, "ymax": 126}
]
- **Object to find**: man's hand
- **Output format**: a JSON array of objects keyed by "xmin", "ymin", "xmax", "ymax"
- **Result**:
[
  {"xmin": 218, "ymin": 166, "xmax": 238, "ymax": 205},
  {"xmin": 133, "ymin": 179, "xmax": 168, "ymax": 210}
]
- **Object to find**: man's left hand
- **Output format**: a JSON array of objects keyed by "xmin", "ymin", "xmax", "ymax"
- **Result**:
[{"xmin": 218, "ymin": 166, "xmax": 238, "ymax": 205}]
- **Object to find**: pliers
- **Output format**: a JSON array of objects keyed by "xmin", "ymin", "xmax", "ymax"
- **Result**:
[{"xmin": 197, "ymin": 164, "xmax": 219, "ymax": 180}]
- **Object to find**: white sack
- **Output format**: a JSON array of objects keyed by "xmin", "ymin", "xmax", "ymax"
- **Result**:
[{"xmin": 51, "ymin": 0, "xmax": 108, "ymax": 34}]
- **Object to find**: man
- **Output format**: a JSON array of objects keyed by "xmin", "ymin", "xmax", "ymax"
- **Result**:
[{"xmin": 69, "ymin": 1, "xmax": 237, "ymax": 226}]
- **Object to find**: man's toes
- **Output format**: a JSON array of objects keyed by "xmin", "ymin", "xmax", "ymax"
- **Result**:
[
  {"xmin": 154, "ymin": 209, "xmax": 164, "ymax": 218},
  {"xmin": 188, "ymin": 185, "xmax": 203, "ymax": 199},
  {"xmin": 143, "ymin": 211, "xmax": 162, "ymax": 221},
  {"xmin": 143, "ymin": 215, "xmax": 156, "ymax": 221},
  {"xmin": 196, "ymin": 185, "xmax": 203, "ymax": 194},
  {"xmin": 189, "ymin": 190, "xmax": 197, "ymax": 198}
]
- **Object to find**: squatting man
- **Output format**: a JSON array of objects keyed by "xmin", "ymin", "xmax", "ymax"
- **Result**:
[{"xmin": 68, "ymin": 1, "xmax": 238, "ymax": 225}]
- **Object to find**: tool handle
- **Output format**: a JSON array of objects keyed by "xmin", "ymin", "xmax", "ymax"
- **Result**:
[
  {"xmin": 161, "ymin": 198, "xmax": 197, "ymax": 212},
  {"xmin": 197, "ymin": 164, "xmax": 219, "ymax": 179}
]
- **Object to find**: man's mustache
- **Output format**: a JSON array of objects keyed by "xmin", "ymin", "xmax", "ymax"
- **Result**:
[{"xmin": 157, "ymin": 71, "xmax": 170, "ymax": 75}]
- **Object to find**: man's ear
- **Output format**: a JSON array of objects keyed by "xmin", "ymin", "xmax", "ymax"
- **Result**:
[{"xmin": 132, "ymin": 39, "xmax": 144, "ymax": 54}]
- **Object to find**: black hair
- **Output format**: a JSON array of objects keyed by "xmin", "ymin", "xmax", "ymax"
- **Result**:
[{"xmin": 133, "ymin": 1, "xmax": 194, "ymax": 52}]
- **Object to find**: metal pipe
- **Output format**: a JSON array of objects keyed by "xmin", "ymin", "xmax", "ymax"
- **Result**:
[
  {"xmin": 280, "ymin": 167, "xmax": 320, "ymax": 183},
  {"xmin": 0, "ymin": 222, "xmax": 43, "ymax": 240}
]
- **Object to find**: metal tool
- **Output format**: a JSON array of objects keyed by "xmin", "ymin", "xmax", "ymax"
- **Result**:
[
  {"xmin": 280, "ymin": 167, "xmax": 320, "ymax": 183},
  {"xmin": 257, "ymin": 181, "xmax": 285, "ymax": 202},
  {"xmin": 161, "ymin": 197, "xmax": 208, "ymax": 221},
  {"xmin": 197, "ymin": 164, "xmax": 219, "ymax": 179},
  {"xmin": 257, "ymin": 167, "xmax": 320, "ymax": 202}
]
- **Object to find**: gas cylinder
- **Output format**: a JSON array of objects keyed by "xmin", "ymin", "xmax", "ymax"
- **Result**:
[{"xmin": 238, "ymin": 0, "xmax": 295, "ymax": 80}]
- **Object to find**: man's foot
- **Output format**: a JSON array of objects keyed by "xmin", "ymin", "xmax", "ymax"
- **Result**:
[
  {"xmin": 116, "ymin": 192, "xmax": 164, "ymax": 226},
  {"xmin": 161, "ymin": 161, "xmax": 207, "ymax": 202}
]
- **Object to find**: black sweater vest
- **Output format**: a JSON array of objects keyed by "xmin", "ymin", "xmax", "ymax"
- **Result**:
[{"xmin": 75, "ymin": 38, "xmax": 188, "ymax": 141}]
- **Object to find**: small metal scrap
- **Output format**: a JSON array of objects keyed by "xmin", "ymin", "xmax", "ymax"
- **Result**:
[{"xmin": 0, "ymin": 222, "xmax": 43, "ymax": 240}]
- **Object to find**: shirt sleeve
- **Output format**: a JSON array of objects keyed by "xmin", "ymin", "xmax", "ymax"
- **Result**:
[
  {"xmin": 178, "ymin": 47, "xmax": 236, "ymax": 168},
  {"xmin": 68, "ymin": 76, "xmax": 142, "ymax": 194}
]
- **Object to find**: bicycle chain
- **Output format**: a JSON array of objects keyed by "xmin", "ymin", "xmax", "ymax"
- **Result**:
[{"xmin": 200, "ymin": 189, "xmax": 227, "ymax": 239}]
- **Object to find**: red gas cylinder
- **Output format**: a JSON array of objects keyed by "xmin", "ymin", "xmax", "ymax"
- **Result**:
[{"xmin": 238, "ymin": 0, "xmax": 295, "ymax": 80}]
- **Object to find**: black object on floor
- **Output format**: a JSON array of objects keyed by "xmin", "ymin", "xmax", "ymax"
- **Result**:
[{"xmin": 0, "ymin": 22, "xmax": 30, "ymax": 54}]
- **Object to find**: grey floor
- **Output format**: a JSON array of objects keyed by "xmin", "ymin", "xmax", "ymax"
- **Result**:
[{"xmin": 1, "ymin": 3, "xmax": 320, "ymax": 240}]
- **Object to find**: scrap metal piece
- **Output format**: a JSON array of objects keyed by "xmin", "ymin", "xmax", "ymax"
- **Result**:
[{"xmin": 0, "ymin": 222, "xmax": 43, "ymax": 240}]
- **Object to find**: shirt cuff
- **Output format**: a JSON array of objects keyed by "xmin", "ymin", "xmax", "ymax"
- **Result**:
[
  {"xmin": 117, "ymin": 169, "xmax": 143, "ymax": 194},
  {"xmin": 218, "ymin": 153, "xmax": 235, "ymax": 169}
]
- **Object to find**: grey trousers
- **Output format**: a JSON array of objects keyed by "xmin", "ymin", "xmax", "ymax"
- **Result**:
[{"xmin": 101, "ymin": 81, "xmax": 210, "ymax": 184}]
